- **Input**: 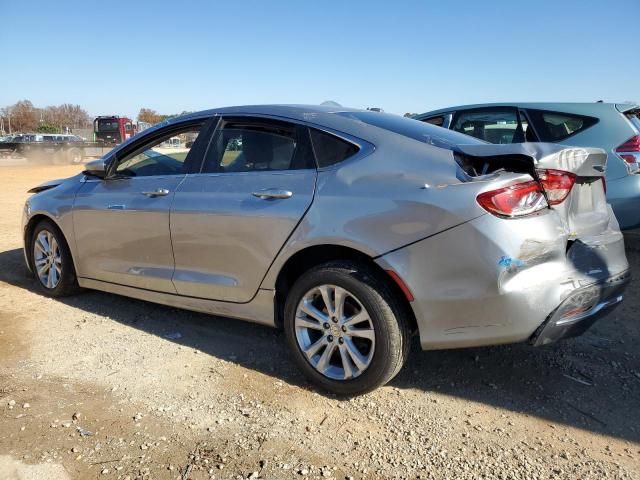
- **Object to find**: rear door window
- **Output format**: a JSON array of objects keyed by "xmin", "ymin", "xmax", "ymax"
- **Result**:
[
  {"xmin": 201, "ymin": 118, "xmax": 315, "ymax": 173},
  {"xmin": 451, "ymin": 108, "xmax": 527, "ymax": 144},
  {"xmin": 525, "ymin": 109, "xmax": 598, "ymax": 142}
]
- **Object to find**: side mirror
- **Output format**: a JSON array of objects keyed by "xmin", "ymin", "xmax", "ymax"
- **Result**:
[{"xmin": 83, "ymin": 158, "xmax": 108, "ymax": 178}]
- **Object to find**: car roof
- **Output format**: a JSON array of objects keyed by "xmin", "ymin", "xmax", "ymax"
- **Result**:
[
  {"xmin": 416, "ymin": 102, "xmax": 639, "ymax": 118},
  {"xmin": 181, "ymin": 104, "xmax": 363, "ymax": 122},
  {"xmin": 119, "ymin": 104, "xmax": 485, "ymax": 154},
  {"xmin": 157, "ymin": 104, "xmax": 389, "ymax": 139}
]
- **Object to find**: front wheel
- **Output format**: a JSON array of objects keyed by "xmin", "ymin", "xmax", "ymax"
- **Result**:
[
  {"xmin": 30, "ymin": 219, "xmax": 81, "ymax": 297},
  {"xmin": 284, "ymin": 261, "xmax": 411, "ymax": 395}
]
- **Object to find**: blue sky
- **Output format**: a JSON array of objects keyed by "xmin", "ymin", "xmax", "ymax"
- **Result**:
[{"xmin": 1, "ymin": 0, "xmax": 638, "ymax": 118}]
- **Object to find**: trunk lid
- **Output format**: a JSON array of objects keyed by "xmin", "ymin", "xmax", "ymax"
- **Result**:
[{"xmin": 455, "ymin": 143, "xmax": 609, "ymax": 237}]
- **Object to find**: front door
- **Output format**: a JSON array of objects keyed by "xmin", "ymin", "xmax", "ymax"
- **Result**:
[
  {"xmin": 73, "ymin": 119, "xmax": 211, "ymax": 292},
  {"xmin": 170, "ymin": 116, "xmax": 317, "ymax": 302}
]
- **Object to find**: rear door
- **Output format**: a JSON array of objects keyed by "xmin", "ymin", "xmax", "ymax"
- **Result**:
[{"xmin": 170, "ymin": 116, "xmax": 317, "ymax": 302}]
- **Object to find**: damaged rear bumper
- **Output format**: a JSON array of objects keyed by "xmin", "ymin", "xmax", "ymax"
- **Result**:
[
  {"xmin": 530, "ymin": 269, "xmax": 630, "ymax": 346},
  {"xmin": 375, "ymin": 207, "xmax": 630, "ymax": 351}
]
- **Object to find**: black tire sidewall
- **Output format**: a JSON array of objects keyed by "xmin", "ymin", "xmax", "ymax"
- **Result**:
[
  {"xmin": 284, "ymin": 262, "xmax": 406, "ymax": 395},
  {"xmin": 29, "ymin": 219, "xmax": 78, "ymax": 297},
  {"xmin": 67, "ymin": 148, "xmax": 83, "ymax": 164}
]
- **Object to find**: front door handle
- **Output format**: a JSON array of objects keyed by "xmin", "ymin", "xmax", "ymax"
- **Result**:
[
  {"xmin": 251, "ymin": 189, "xmax": 293, "ymax": 200},
  {"xmin": 141, "ymin": 188, "xmax": 170, "ymax": 197}
]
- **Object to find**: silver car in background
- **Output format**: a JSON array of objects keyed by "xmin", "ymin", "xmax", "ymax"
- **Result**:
[
  {"xmin": 22, "ymin": 105, "xmax": 630, "ymax": 394},
  {"xmin": 415, "ymin": 102, "xmax": 640, "ymax": 229}
]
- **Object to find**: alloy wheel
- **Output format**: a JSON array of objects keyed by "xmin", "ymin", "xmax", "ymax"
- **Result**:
[
  {"xmin": 294, "ymin": 284, "xmax": 375, "ymax": 380},
  {"xmin": 33, "ymin": 230, "xmax": 62, "ymax": 289}
]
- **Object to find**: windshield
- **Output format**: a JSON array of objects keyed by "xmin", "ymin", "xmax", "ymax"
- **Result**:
[
  {"xmin": 97, "ymin": 119, "xmax": 120, "ymax": 132},
  {"xmin": 335, "ymin": 111, "xmax": 485, "ymax": 150}
]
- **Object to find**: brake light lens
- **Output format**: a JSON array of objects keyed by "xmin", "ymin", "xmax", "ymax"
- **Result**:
[
  {"xmin": 477, "ymin": 181, "xmax": 547, "ymax": 217},
  {"xmin": 615, "ymin": 135, "xmax": 640, "ymax": 170},
  {"xmin": 537, "ymin": 169, "xmax": 576, "ymax": 205},
  {"xmin": 477, "ymin": 169, "xmax": 576, "ymax": 217},
  {"xmin": 615, "ymin": 135, "xmax": 640, "ymax": 155}
]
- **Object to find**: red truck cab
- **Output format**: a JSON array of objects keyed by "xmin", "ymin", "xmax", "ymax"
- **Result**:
[{"xmin": 93, "ymin": 116, "xmax": 137, "ymax": 145}]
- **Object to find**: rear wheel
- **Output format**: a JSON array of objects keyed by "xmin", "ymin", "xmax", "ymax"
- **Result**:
[
  {"xmin": 284, "ymin": 261, "xmax": 411, "ymax": 395},
  {"xmin": 51, "ymin": 149, "xmax": 67, "ymax": 165},
  {"xmin": 66, "ymin": 147, "xmax": 84, "ymax": 164},
  {"xmin": 30, "ymin": 219, "xmax": 81, "ymax": 297}
]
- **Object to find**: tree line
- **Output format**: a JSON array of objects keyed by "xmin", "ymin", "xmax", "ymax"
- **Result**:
[
  {"xmin": 137, "ymin": 108, "xmax": 192, "ymax": 124},
  {"xmin": 0, "ymin": 100, "xmax": 189, "ymax": 135},
  {"xmin": 0, "ymin": 99, "xmax": 92, "ymax": 134}
]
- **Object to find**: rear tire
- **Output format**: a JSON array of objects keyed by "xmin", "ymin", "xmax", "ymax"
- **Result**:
[
  {"xmin": 284, "ymin": 260, "xmax": 411, "ymax": 395},
  {"xmin": 66, "ymin": 147, "xmax": 84, "ymax": 164},
  {"xmin": 29, "ymin": 219, "xmax": 81, "ymax": 297},
  {"xmin": 52, "ymin": 150, "xmax": 67, "ymax": 165}
]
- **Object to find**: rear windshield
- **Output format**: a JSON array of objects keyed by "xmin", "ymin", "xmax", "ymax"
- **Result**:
[
  {"xmin": 335, "ymin": 111, "xmax": 485, "ymax": 150},
  {"xmin": 624, "ymin": 110, "xmax": 640, "ymax": 131}
]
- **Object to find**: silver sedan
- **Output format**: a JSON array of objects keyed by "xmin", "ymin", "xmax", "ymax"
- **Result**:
[{"xmin": 22, "ymin": 105, "xmax": 630, "ymax": 394}]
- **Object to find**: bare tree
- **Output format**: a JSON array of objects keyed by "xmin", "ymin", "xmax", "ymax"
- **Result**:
[
  {"xmin": 41, "ymin": 104, "xmax": 91, "ymax": 132},
  {"xmin": 8, "ymin": 100, "xmax": 37, "ymax": 132},
  {"xmin": 138, "ymin": 108, "xmax": 162, "ymax": 124}
]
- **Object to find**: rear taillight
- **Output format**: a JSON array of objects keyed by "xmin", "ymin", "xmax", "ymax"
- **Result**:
[
  {"xmin": 615, "ymin": 135, "xmax": 640, "ymax": 171},
  {"xmin": 477, "ymin": 169, "xmax": 576, "ymax": 218},
  {"xmin": 537, "ymin": 169, "xmax": 576, "ymax": 205},
  {"xmin": 477, "ymin": 181, "xmax": 547, "ymax": 217}
]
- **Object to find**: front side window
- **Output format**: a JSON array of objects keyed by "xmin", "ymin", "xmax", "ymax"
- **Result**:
[
  {"xmin": 202, "ymin": 118, "xmax": 313, "ymax": 173},
  {"xmin": 451, "ymin": 109, "xmax": 526, "ymax": 144},
  {"xmin": 115, "ymin": 123, "xmax": 204, "ymax": 177},
  {"xmin": 423, "ymin": 116, "xmax": 444, "ymax": 127},
  {"xmin": 525, "ymin": 109, "xmax": 598, "ymax": 142}
]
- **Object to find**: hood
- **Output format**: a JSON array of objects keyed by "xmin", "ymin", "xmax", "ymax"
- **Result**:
[{"xmin": 27, "ymin": 175, "xmax": 80, "ymax": 194}]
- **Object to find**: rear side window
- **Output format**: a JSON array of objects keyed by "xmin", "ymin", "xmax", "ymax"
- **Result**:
[
  {"xmin": 309, "ymin": 128, "xmax": 359, "ymax": 167},
  {"xmin": 451, "ymin": 109, "xmax": 527, "ymax": 144},
  {"xmin": 526, "ymin": 109, "xmax": 598, "ymax": 142}
]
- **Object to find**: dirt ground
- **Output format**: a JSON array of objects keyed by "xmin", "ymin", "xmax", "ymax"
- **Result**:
[{"xmin": 0, "ymin": 163, "xmax": 639, "ymax": 480}]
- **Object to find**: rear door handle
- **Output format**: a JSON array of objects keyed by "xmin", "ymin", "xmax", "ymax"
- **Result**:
[
  {"xmin": 252, "ymin": 189, "xmax": 293, "ymax": 200},
  {"xmin": 141, "ymin": 188, "xmax": 170, "ymax": 197}
]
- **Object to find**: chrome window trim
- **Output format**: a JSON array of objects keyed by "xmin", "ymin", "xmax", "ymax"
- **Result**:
[{"xmin": 187, "ymin": 112, "xmax": 375, "ymax": 177}]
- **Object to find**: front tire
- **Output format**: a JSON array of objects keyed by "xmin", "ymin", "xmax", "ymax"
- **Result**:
[
  {"xmin": 284, "ymin": 261, "xmax": 411, "ymax": 395},
  {"xmin": 29, "ymin": 219, "xmax": 81, "ymax": 297}
]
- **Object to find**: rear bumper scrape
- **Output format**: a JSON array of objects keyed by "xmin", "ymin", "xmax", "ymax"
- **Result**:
[{"xmin": 530, "ymin": 269, "xmax": 630, "ymax": 347}]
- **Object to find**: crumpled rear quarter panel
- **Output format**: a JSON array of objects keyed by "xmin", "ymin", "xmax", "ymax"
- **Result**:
[{"xmin": 376, "ymin": 207, "xmax": 628, "ymax": 350}]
